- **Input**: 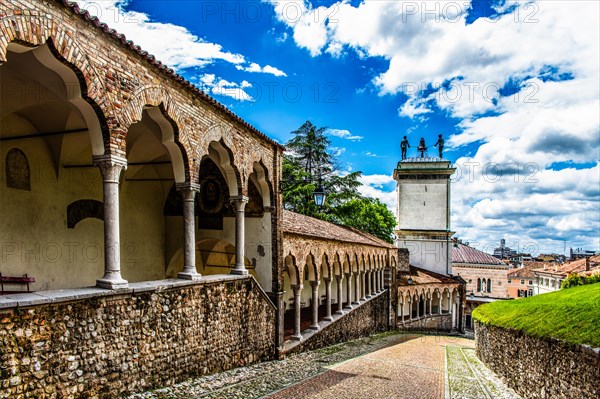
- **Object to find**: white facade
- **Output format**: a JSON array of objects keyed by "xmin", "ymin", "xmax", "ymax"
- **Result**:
[{"xmin": 394, "ymin": 157, "xmax": 455, "ymax": 276}]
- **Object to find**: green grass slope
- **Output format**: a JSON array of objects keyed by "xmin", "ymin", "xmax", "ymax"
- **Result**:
[{"xmin": 472, "ymin": 283, "xmax": 600, "ymax": 348}]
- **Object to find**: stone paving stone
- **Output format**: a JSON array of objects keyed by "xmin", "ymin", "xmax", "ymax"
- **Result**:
[{"xmin": 127, "ymin": 332, "xmax": 521, "ymax": 399}]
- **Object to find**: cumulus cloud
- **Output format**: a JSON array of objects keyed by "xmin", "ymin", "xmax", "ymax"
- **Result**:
[
  {"xmin": 77, "ymin": 1, "xmax": 285, "ymax": 79},
  {"xmin": 265, "ymin": 1, "xmax": 600, "ymax": 253},
  {"xmin": 326, "ymin": 128, "xmax": 363, "ymax": 141},
  {"xmin": 199, "ymin": 74, "xmax": 254, "ymax": 102},
  {"xmin": 236, "ymin": 63, "xmax": 287, "ymax": 77}
]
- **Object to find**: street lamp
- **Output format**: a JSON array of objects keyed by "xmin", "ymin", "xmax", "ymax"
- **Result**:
[
  {"xmin": 313, "ymin": 183, "xmax": 326, "ymax": 207},
  {"xmin": 279, "ymin": 178, "xmax": 328, "ymax": 208}
]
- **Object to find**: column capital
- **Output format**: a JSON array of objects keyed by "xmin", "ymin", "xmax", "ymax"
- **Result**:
[
  {"xmin": 176, "ymin": 181, "xmax": 201, "ymax": 192},
  {"xmin": 310, "ymin": 280, "xmax": 320, "ymax": 288},
  {"xmin": 292, "ymin": 284, "xmax": 304, "ymax": 293},
  {"xmin": 93, "ymin": 154, "xmax": 127, "ymax": 182},
  {"xmin": 230, "ymin": 195, "xmax": 249, "ymax": 204}
]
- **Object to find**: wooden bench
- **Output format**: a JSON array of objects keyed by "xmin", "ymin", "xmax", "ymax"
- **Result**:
[{"xmin": 0, "ymin": 273, "xmax": 35, "ymax": 294}]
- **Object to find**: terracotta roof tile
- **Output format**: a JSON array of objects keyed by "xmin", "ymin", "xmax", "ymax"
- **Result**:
[
  {"xmin": 451, "ymin": 243, "xmax": 504, "ymax": 265},
  {"xmin": 533, "ymin": 255, "xmax": 600, "ymax": 277},
  {"xmin": 397, "ymin": 266, "xmax": 460, "ymax": 286},
  {"xmin": 282, "ymin": 210, "xmax": 395, "ymax": 249}
]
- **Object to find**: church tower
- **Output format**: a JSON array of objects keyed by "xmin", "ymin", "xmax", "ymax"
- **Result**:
[{"xmin": 393, "ymin": 151, "xmax": 456, "ymax": 275}]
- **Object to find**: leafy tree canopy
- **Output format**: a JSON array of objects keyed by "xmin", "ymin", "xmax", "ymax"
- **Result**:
[{"xmin": 282, "ymin": 121, "xmax": 396, "ymax": 243}]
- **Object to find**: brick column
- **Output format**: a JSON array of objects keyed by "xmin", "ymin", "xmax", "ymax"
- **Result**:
[
  {"xmin": 324, "ymin": 278, "xmax": 333, "ymax": 321},
  {"xmin": 94, "ymin": 155, "xmax": 128, "ymax": 290},
  {"xmin": 336, "ymin": 275, "xmax": 344, "ymax": 315},
  {"xmin": 310, "ymin": 281, "xmax": 320, "ymax": 330},
  {"xmin": 292, "ymin": 284, "xmax": 303, "ymax": 340},
  {"xmin": 230, "ymin": 195, "xmax": 249, "ymax": 275},
  {"xmin": 177, "ymin": 183, "xmax": 201, "ymax": 280},
  {"xmin": 344, "ymin": 273, "xmax": 353, "ymax": 310}
]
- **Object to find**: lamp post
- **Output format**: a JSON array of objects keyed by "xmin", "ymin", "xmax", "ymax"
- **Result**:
[{"xmin": 280, "ymin": 178, "xmax": 328, "ymax": 208}]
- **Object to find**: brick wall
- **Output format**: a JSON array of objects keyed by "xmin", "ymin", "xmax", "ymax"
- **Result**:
[
  {"xmin": 475, "ymin": 322, "xmax": 600, "ymax": 399},
  {"xmin": 0, "ymin": 278, "xmax": 276, "ymax": 398},
  {"xmin": 289, "ymin": 291, "xmax": 389, "ymax": 354}
]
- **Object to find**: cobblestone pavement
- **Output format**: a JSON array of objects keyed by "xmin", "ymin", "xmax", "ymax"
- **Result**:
[{"xmin": 127, "ymin": 332, "xmax": 520, "ymax": 399}]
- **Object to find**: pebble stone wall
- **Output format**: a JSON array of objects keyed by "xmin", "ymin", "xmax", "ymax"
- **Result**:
[
  {"xmin": 0, "ymin": 278, "xmax": 276, "ymax": 398},
  {"xmin": 475, "ymin": 321, "xmax": 600, "ymax": 399}
]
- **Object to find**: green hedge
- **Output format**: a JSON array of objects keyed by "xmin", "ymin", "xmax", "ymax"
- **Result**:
[{"xmin": 473, "ymin": 283, "xmax": 600, "ymax": 348}]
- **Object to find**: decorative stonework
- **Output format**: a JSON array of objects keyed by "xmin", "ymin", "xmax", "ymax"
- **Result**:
[{"xmin": 5, "ymin": 148, "xmax": 30, "ymax": 190}]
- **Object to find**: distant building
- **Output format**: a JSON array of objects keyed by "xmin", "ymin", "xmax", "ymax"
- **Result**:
[
  {"xmin": 569, "ymin": 247, "xmax": 599, "ymax": 260},
  {"xmin": 493, "ymin": 239, "xmax": 517, "ymax": 259},
  {"xmin": 533, "ymin": 255, "xmax": 600, "ymax": 294},
  {"xmin": 451, "ymin": 241, "xmax": 510, "ymax": 331},
  {"xmin": 506, "ymin": 262, "xmax": 542, "ymax": 298}
]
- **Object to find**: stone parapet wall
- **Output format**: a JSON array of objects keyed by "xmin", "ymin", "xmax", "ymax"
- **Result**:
[
  {"xmin": 288, "ymin": 291, "xmax": 389, "ymax": 354},
  {"xmin": 398, "ymin": 314, "xmax": 452, "ymax": 332},
  {"xmin": 0, "ymin": 277, "xmax": 276, "ymax": 398},
  {"xmin": 475, "ymin": 321, "xmax": 600, "ymax": 399}
]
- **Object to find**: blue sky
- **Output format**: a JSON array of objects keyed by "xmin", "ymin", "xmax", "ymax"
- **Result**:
[{"xmin": 81, "ymin": 0, "xmax": 599, "ymax": 255}]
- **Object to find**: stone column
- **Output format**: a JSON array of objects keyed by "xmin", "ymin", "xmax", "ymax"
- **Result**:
[
  {"xmin": 335, "ymin": 275, "xmax": 344, "ymax": 315},
  {"xmin": 380, "ymin": 269, "xmax": 384, "ymax": 291},
  {"xmin": 94, "ymin": 155, "xmax": 128, "ymax": 290},
  {"xmin": 324, "ymin": 278, "xmax": 333, "ymax": 321},
  {"xmin": 230, "ymin": 195, "xmax": 249, "ymax": 275},
  {"xmin": 438, "ymin": 295, "xmax": 442, "ymax": 315},
  {"xmin": 344, "ymin": 273, "xmax": 353, "ymax": 310},
  {"xmin": 310, "ymin": 281, "xmax": 320, "ymax": 330},
  {"xmin": 352, "ymin": 273, "xmax": 359, "ymax": 305},
  {"xmin": 360, "ymin": 271, "xmax": 366, "ymax": 301},
  {"xmin": 428, "ymin": 296, "xmax": 432, "ymax": 316},
  {"xmin": 399, "ymin": 298, "xmax": 404, "ymax": 324},
  {"xmin": 365, "ymin": 271, "xmax": 372, "ymax": 298},
  {"xmin": 375, "ymin": 270, "xmax": 380, "ymax": 292},
  {"xmin": 409, "ymin": 298, "xmax": 413, "ymax": 321},
  {"xmin": 177, "ymin": 183, "xmax": 201, "ymax": 280},
  {"xmin": 292, "ymin": 284, "xmax": 303, "ymax": 340},
  {"xmin": 371, "ymin": 270, "xmax": 376, "ymax": 294}
]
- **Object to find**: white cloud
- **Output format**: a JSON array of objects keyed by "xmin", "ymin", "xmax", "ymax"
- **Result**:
[
  {"xmin": 236, "ymin": 62, "xmax": 287, "ymax": 77},
  {"xmin": 326, "ymin": 128, "xmax": 363, "ymax": 141},
  {"xmin": 268, "ymin": 0, "xmax": 600, "ymax": 254},
  {"xmin": 77, "ymin": 1, "xmax": 285, "ymax": 80},
  {"xmin": 199, "ymin": 74, "xmax": 254, "ymax": 102}
]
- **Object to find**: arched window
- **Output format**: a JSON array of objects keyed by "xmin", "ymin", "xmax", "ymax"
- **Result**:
[
  {"xmin": 488, "ymin": 278, "xmax": 492, "ymax": 293},
  {"xmin": 477, "ymin": 278, "xmax": 481, "ymax": 292},
  {"xmin": 6, "ymin": 148, "xmax": 30, "ymax": 191}
]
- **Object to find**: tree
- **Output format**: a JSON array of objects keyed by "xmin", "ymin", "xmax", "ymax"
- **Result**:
[
  {"xmin": 330, "ymin": 198, "xmax": 396, "ymax": 243},
  {"xmin": 282, "ymin": 121, "xmax": 396, "ymax": 243}
]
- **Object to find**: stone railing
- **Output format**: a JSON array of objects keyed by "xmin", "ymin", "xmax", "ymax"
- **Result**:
[
  {"xmin": 475, "ymin": 321, "xmax": 600, "ymax": 399},
  {"xmin": 0, "ymin": 276, "xmax": 277, "ymax": 398}
]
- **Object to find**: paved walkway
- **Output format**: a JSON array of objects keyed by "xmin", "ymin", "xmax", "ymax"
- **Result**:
[{"xmin": 128, "ymin": 332, "xmax": 520, "ymax": 399}]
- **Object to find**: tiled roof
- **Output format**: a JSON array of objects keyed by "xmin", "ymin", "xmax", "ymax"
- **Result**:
[
  {"xmin": 507, "ymin": 262, "xmax": 544, "ymax": 278},
  {"xmin": 59, "ymin": 1, "xmax": 284, "ymax": 151},
  {"xmin": 282, "ymin": 210, "xmax": 395, "ymax": 249},
  {"xmin": 397, "ymin": 266, "xmax": 459, "ymax": 286},
  {"xmin": 451, "ymin": 243, "xmax": 504, "ymax": 265},
  {"xmin": 534, "ymin": 255, "xmax": 600, "ymax": 277}
]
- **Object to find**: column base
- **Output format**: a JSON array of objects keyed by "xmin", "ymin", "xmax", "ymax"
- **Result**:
[
  {"xmin": 324, "ymin": 315, "xmax": 334, "ymax": 321},
  {"xmin": 366, "ymin": 294, "xmax": 373, "ymax": 299},
  {"xmin": 310, "ymin": 324, "xmax": 319, "ymax": 331},
  {"xmin": 360, "ymin": 296, "xmax": 366, "ymax": 301},
  {"xmin": 96, "ymin": 278, "xmax": 129, "ymax": 290},
  {"xmin": 344, "ymin": 305, "xmax": 353, "ymax": 310},
  {"xmin": 231, "ymin": 268, "xmax": 249, "ymax": 276},
  {"xmin": 291, "ymin": 334, "xmax": 302, "ymax": 341},
  {"xmin": 178, "ymin": 271, "xmax": 202, "ymax": 281},
  {"xmin": 352, "ymin": 301, "xmax": 359, "ymax": 305},
  {"xmin": 335, "ymin": 310, "xmax": 345, "ymax": 315}
]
